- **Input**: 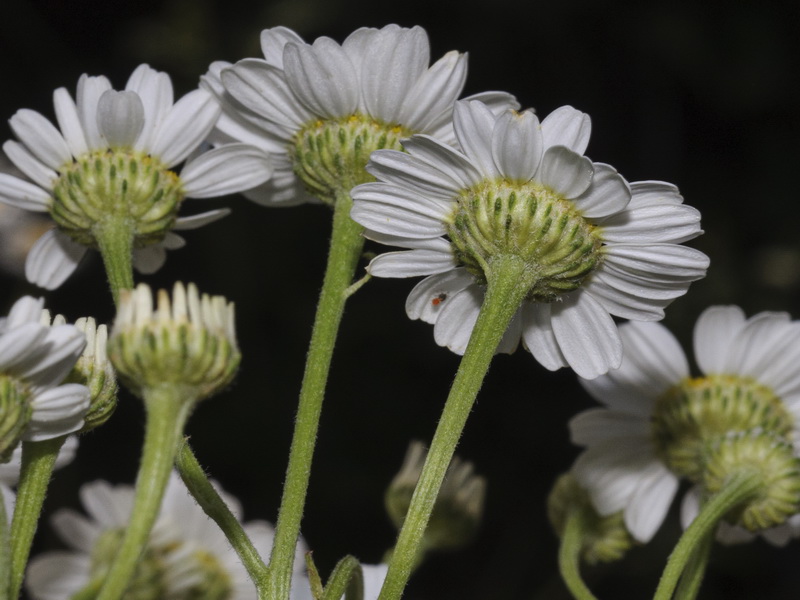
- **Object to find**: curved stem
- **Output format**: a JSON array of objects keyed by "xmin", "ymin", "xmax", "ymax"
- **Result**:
[
  {"xmin": 654, "ymin": 471, "xmax": 761, "ymax": 600},
  {"xmin": 8, "ymin": 436, "xmax": 66, "ymax": 599},
  {"xmin": 264, "ymin": 191, "xmax": 365, "ymax": 600},
  {"xmin": 93, "ymin": 216, "xmax": 135, "ymax": 305},
  {"xmin": 176, "ymin": 441, "xmax": 269, "ymax": 587},
  {"xmin": 558, "ymin": 510, "xmax": 598, "ymax": 600},
  {"xmin": 96, "ymin": 386, "xmax": 194, "ymax": 600},
  {"xmin": 321, "ymin": 555, "xmax": 364, "ymax": 600},
  {"xmin": 377, "ymin": 255, "xmax": 534, "ymax": 600},
  {"xmin": 673, "ymin": 533, "xmax": 713, "ymax": 600}
]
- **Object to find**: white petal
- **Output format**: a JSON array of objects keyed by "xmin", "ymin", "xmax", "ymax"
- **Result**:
[
  {"xmin": 2, "ymin": 140, "xmax": 57, "ymax": 191},
  {"xmin": 126, "ymin": 65, "xmax": 174, "ymax": 150},
  {"xmin": 540, "ymin": 106, "xmax": 592, "ymax": 154},
  {"xmin": 368, "ymin": 249, "xmax": 456, "ymax": 278},
  {"xmin": 367, "ymin": 148, "xmax": 469, "ymax": 201},
  {"xmin": 351, "ymin": 182, "xmax": 450, "ymax": 238},
  {"xmin": 398, "ymin": 51, "xmax": 467, "ymax": 132},
  {"xmin": 0, "ymin": 173, "xmax": 52, "ymax": 211},
  {"xmin": 360, "ymin": 26, "xmax": 429, "ymax": 122},
  {"xmin": 80, "ymin": 480, "xmax": 133, "ymax": 526},
  {"xmin": 491, "ymin": 109, "xmax": 542, "ymax": 181},
  {"xmin": 603, "ymin": 244, "xmax": 709, "ymax": 280},
  {"xmin": 181, "ymin": 144, "xmax": 272, "ymax": 198},
  {"xmin": 599, "ymin": 203, "xmax": 703, "ymax": 244},
  {"xmin": 222, "ymin": 59, "xmax": 311, "ymax": 132},
  {"xmin": 597, "ymin": 262, "xmax": 695, "ymax": 300},
  {"xmin": 405, "ymin": 268, "xmax": 476, "ymax": 324},
  {"xmin": 572, "ymin": 163, "xmax": 630, "ymax": 218},
  {"xmin": 25, "ymin": 230, "xmax": 87, "ymax": 290},
  {"xmin": 174, "ymin": 208, "xmax": 231, "ymax": 230},
  {"xmin": 569, "ymin": 408, "xmax": 650, "ymax": 446},
  {"xmin": 537, "ymin": 146, "xmax": 593, "ymax": 199},
  {"xmin": 433, "ymin": 286, "xmax": 483, "ymax": 354},
  {"xmin": 724, "ymin": 312, "xmax": 794, "ymax": 380},
  {"xmin": 624, "ymin": 461, "xmax": 679, "ymax": 543},
  {"xmin": 0, "ymin": 323, "xmax": 49, "ymax": 371},
  {"xmin": 5, "ymin": 296, "xmax": 45, "ymax": 328},
  {"xmin": 520, "ymin": 302, "xmax": 567, "ymax": 371},
  {"xmin": 75, "ymin": 74, "xmax": 113, "ymax": 151},
  {"xmin": 162, "ymin": 232, "xmax": 186, "ymax": 250},
  {"xmin": 9, "ymin": 109, "xmax": 71, "ymax": 170},
  {"xmin": 581, "ymin": 320, "xmax": 688, "ymax": 415},
  {"xmin": 18, "ymin": 325, "xmax": 86, "ymax": 388},
  {"xmin": 680, "ymin": 485, "xmax": 702, "ymax": 530},
  {"xmin": 53, "ymin": 87, "xmax": 89, "ymax": 157},
  {"xmin": 50, "ymin": 509, "xmax": 103, "ymax": 553},
  {"xmin": 151, "ymin": 89, "xmax": 221, "ymax": 167},
  {"xmin": 401, "ymin": 136, "xmax": 482, "ymax": 189},
  {"xmin": 26, "ymin": 552, "xmax": 91, "ymax": 599},
  {"xmin": 283, "ymin": 38, "xmax": 359, "ymax": 118},
  {"xmin": 96, "ymin": 90, "xmax": 145, "ymax": 148},
  {"xmin": 133, "ymin": 245, "xmax": 167, "ymax": 274},
  {"xmin": 551, "ymin": 292, "xmax": 622, "ymax": 379},
  {"xmin": 452, "ymin": 100, "xmax": 500, "ymax": 177},
  {"xmin": 572, "ymin": 439, "xmax": 660, "ymax": 515},
  {"xmin": 628, "ymin": 181, "xmax": 684, "ymax": 207},
  {"xmin": 260, "ymin": 26, "xmax": 305, "ymax": 67},
  {"xmin": 693, "ymin": 305, "xmax": 747, "ymax": 374},
  {"xmin": 363, "ymin": 231, "xmax": 452, "ymax": 252},
  {"xmin": 583, "ymin": 274, "xmax": 672, "ymax": 321},
  {"xmin": 26, "ymin": 383, "xmax": 89, "ymax": 441}
]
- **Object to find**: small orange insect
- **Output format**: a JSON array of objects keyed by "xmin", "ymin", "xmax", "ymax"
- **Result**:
[{"xmin": 431, "ymin": 293, "xmax": 448, "ymax": 306}]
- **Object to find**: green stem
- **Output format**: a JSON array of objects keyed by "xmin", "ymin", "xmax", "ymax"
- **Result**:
[
  {"xmin": 673, "ymin": 532, "xmax": 713, "ymax": 600},
  {"xmin": 93, "ymin": 216, "xmax": 135, "ymax": 305},
  {"xmin": 377, "ymin": 255, "xmax": 535, "ymax": 600},
  {"xmin": 0, "ymin": 486, "xmax": 8, "ymax": 600},
  {"xmin": 558, "ymin": 510, "xmax": 598, "ymax": 600},
  {"xmin": 321, "ymin": 555, "xmax": 364, "ymax": 600},
  {"xmin": 8, "ymin": 436, "xmax": 66, "ymax": 599},
  {"xmin": 95, "ymin": 386, "xmax": 194, "ymax": 600},
  {"xmin": 654, "ymin": 471, "xmax": 761, "ymax": 600},
  {"xmin": 175, "ymin": 440, "xmax": 269, "ymax": 587},
  {"xmin": 264, "ymin": 191, "xmax": 365, "ymax": 600}
]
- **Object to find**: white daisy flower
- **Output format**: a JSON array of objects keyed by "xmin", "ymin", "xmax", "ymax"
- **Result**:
[
  {"xmin": 26, "ymin": 471, "xmax": 309, "ymax": 600},
  {"xmin": 0, "ymin": 296, "xmax": 89, "ymax": 459},
  {"xmin": 204, "ymin": 24, "xmax": 518, "ymax": 205},
  {"xmin": 570, "ymin": 306, "xmax": 800, "ymax": 542},
  {"xmin": 351, "ymin": 100, "xmax": 709, "ymax": 378},
  {"xmin": 0, "ymin": 64, "xmax": 273, "ymax": 289}
]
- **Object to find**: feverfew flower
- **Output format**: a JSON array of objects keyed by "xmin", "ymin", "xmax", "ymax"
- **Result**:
[
  {"xmin": 571, "ymin": 306, "xmax": 800, "ymax": 542},
  {"xmin": 26, "ymin": 472, "xmax": 309, "ymax": 600},
  {"xmin": 351, "ymin": 100, "xmax": 709, "ymax": 378},
  {"xmin": 0, "ymin": 296, "xmax": 89, "ymax": 460},
  {"xmin": 204, "ymin": 24, "xmax": 517, "ymax": 205},
  {"xmin": 0, "ymin": 64, "xmax": 272, "ymax": 289}
]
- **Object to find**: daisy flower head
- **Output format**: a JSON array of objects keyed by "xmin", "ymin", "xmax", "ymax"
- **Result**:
[
  {"xmin": 351, "ymin": 100, "xmax": 709, "ymax": 378},
  {"xmin": 204, "ymin": 24, "xmax": 518, "ymax": 205},
  {"xmin": 26, "ymin": 472, "xmax": 309, "ymax": 600},
  {"xmin": 0, "ymin": 296, "xmax": 89, "ymax": 460},
  {"xmin": 109, "ymin": 282, "xmax": 239, "ymax": 401},
  {"xmin": 0, "ymin": 64, "xmax": 272, "ymax": 290},
  {"xmin": 570, "ymin": 306, "xmax": 800, "ymax": 542}
]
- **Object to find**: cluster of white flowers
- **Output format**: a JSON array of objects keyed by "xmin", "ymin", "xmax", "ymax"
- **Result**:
[{"xmin": 1, "ymin": 16, "xmax": 793, "ymax": 600}]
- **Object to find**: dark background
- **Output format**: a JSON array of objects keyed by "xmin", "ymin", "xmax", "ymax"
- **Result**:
[{"xmin": 2, "ymin": 0, "xmax": 800, "ymax": 598}]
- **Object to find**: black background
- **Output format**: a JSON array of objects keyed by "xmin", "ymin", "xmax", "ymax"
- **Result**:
[{"xmin": 2, "ymin": 0, "xmax": 800, "ymax": 598}]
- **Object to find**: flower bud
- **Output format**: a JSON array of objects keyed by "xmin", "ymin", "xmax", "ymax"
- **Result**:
[
  {"xmin": 547, "ymin": 473, "xmax": 635, "ymax": 565},
  {"xmin": 386, "ymin": 441, "xmax": 486, "ymax": 552},
  {"xmin": 108, "ymin": 283, "xmax": 240, "ymax": 402}
]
